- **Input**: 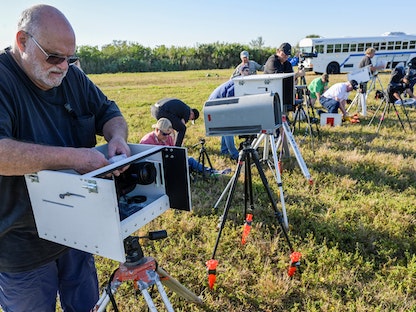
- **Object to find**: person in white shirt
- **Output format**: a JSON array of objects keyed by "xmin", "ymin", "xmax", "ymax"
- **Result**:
[{"xmin": 319, "ymin": 80, "xmax": 358, "ymax": 117}]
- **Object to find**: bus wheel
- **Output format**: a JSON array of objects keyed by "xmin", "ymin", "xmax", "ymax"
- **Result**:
[{"xmin": 326, "ymin": 62, "xmax": 340, "ymax": 74}]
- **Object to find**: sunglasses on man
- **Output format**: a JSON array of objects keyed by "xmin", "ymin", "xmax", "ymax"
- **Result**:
[{"xmin": 26, "ymin": 32, "xmax": 78, "ymax": 65}]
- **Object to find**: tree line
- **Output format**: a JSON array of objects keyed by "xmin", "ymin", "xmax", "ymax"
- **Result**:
[{"xmin": 76, "ymin": 40, "xmax": 277, "ymax": 74}]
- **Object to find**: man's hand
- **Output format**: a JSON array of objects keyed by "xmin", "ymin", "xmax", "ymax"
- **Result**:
[{"xmin": 106, "ymin": 136, "xmax": 131, "ymax": 176}]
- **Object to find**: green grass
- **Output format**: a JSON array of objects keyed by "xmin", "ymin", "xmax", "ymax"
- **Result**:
[{"xmin": 88, "ymin": 69, "xmax": 416, "ymax": 311}]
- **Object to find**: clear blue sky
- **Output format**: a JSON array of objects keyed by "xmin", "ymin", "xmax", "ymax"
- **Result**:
[{"xmin": 1, "ymin": 0, "xmax": 415, "ymax": 50}]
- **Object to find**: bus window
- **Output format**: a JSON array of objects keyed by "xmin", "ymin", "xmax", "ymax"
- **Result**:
[
  {"xmin": 410, "ymin": 41, "xmax": 416, "ymax": 49},
  {"xmin": 300, "ymin": 47, "xmax": 313, "ymax": 54},
  {"xmin": 350, "ymin": 43, "xmax": 357, "ymax": 52},
  {"xmin": 373, "ymin": 42, "xmax": 380, "ymax": 50},
  {"xmin": 342, "ymin": 44, "xmax": 349, "ymax": 52},
  {"xmin": 335, "ymin": 44, "xmax": 341, "ymax": 53},
  {"xmin": 380, "ymin": 42, "xmax": 386, "ymax": 50},
  {"xmin": 316, "ymin": 44, "xmax": 324, "ymax": 53},
  {"xmin": 388, "ymin": 41, "xmax": 394, "ymax": 50},
  {"xmin": 403, "ymin": 41, "xmax": 408, "ymax": 49},
  {"xmin": 358, "ymin": 43, "xmax": 365, "ymax": 52},
  {"xmin": 395, "ymin": 41, "xmax": 402, "ymax": 50},
  {"xmin": 327, "ymin": 44, "xmax": 334, "ymax": 53},
  {"xmin": 365, "ymin": 43, "xmax": 372, "ymax": 49}
]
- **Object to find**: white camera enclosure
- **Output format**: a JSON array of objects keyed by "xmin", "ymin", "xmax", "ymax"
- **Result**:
[{"xmin": 25, "ymin": 144, "xmax": 191, "ymax": 262}]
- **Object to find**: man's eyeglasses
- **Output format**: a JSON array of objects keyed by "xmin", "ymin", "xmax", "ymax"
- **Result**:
[{"xmin": 26, "ymin": 32, "xmax": 78, "ymax": 65}]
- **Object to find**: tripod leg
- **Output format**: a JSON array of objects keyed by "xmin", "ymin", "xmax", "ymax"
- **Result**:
[
  {"xmin": 203, "ymin": 150, "xmax": 215, "ymax": 171},
  {"xmin": 157, "ymin": 267, "xmax": 202, "ymax": 304},
  {"xmin": 398, "ymin": 101, "xmax": 413, "ymax": 130},
  {"xmin": 139, "ymin": 287, "xmax": 159, "ymax": 312},
  {"xmin": 211, "ymin": 152, "xmax": 245, "ymax": 259},
  {"xmin": 92, "ymin": 291, "xmax": 113, "ymax": 312},
  {"xmin": 281, "ymin": 120, "xmax": 312, "ymax": 183},
  {"xmin": 391, "ymin": 103, "xmax": 406, "ymax": 131},
  {"xmin": 269, "ymin": 135, "xmax": 289, "ymax": 230},
  {"xmin": 368, "ymin": 97, "xmax": 384, "ymax": 127},
  {"xmin": 250, "ymin": 149, "xmax": 294, "ymax": 252},
  {"xmin": 377, "ymin": 99, "xmax": 390, "ymax": 133},
  {"xmin": 92, "ymin": 278, "xmax": 122, "ymax": 312},
  {"xmin": 213, "ymin": 175, "xmax": 235, "ymax": 212},
  {"xmin": 244, "ymin": 152, "xmax": 254, "ymax": 219}
]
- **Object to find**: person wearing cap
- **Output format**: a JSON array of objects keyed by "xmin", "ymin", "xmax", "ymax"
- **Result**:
[
  {"xmin": 319, "ymin": 80, "xmax": 358, "ymax": 118},
  {"xmin": 230, "ymin": 50, "xmax": 264, "ymax": 78},
  {"xmin": 263, "ymin": 42, "xmax": 305, "ymax": 80},
  {"xmin": 140, "ymin": 118, "xmax": 231, "ymax": 176},
  {"xmin": 307, "ymin": 73, "xmax": 329, "ymax": 106},
  {"xmin": 208, "ymin": 65, "xmax": 251, "ymax": 161},
  {"xmin": 150, "ymin": 98, "xmax": 199, "ymax": 147},
  {"xmin": 140, "ymin": 118, "xmax": 175, "ymax": 146}
]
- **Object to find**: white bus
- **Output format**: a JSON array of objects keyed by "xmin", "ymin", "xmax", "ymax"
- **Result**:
[{"xmin": 299, "ymin": 32, "xmax": 416, "ymax": 74}]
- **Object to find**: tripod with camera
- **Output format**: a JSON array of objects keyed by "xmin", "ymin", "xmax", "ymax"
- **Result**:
[
  {"xmin": 206, "ymin": 136, "xmax": 301, "ymax": 289},
  {"xmin": 291, "ymin": 85, "xmax": 321, "ymax": 152},
  {"xmin": 92, "ymin": 231, "xmax": 202, "ymax": 312},
  {"xmin": 190, "ymin": 138, "xmax": 215, "ymax": 181},
  {"xmin": 368, "ymin": 88, "xmax": 412, "ymax": 133}
]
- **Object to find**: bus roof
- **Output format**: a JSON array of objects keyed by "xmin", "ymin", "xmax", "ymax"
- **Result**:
[{"xmin": 299, "ymin": 33, "xmax": 416, "ymax": 46}]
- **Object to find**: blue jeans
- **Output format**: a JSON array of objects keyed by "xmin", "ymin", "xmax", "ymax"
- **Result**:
[
  {"xmin": 319, "ymin": 96, "xmax": 340, "ymax": 113},
  {"xmin": 188, "ymin": 157, "xmax": 206, "ymax": 172},
  {"xmin": 0, "ymin": 249, "xmax": 99, "ymax": 312},
  {"xmin": 221, "ymin": 136, "xmax": 239, "ymax": 160}
]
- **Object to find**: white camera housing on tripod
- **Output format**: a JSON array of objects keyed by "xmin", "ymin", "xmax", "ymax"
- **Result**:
[
  {"xmin": 348, "ymin": 65, "xmax": 372, "ymax": 83},
  {"xmin": 233, "ymin": 73, "xmax": 295, "ymax": 112},
  {"xmin": 204, "ymin": 92, "xmax": 282, "ymax": 136},
  {"xmin": 24, "ymin": 144, "xmax": 191, "ymax": 262}
]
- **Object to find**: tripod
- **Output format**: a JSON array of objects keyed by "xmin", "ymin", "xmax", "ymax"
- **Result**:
[
  {"xmin": 191, "ymin": 138, "xmax": 214, "ymax": 181},
  {"xmin": 347, "ymin": 86, "xmax": 367, "ymax": 116},
  {"xmin": 291, "ymin": 85, "xmax": 320, "ymax": 152},
  {"xmin": 348, "ymin": 73, "xmax": 385, "ymax": 116},
  {"xmin": 92, "ymin": 232, "xmax": 202, "ymax": 312},
  {"xmin": 368, "ymin": 92, "xmax": 412, "ymax": 133},
  {"xmin": 206, "ymin": 137, "xmax": 300, "ymax": 287}
]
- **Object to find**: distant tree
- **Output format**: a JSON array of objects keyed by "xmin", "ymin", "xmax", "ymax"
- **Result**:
[{"xmin": 249, "ymin": 36, "xmax": 265, "ymax": 49}]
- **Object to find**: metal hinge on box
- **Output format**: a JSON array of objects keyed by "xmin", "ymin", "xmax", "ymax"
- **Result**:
[{"xmin": 81, "ymin": 179, "xmax": 98, "ymax": 193}]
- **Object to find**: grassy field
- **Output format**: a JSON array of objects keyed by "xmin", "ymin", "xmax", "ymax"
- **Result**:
[{"xmin": 87, "ymin": 69, "xmax": 416, "ymax": 311}]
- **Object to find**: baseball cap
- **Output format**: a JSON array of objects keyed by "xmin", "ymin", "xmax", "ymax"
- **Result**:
[
  {"xmin": 240, "ymin": 50, "xmax": 249, "ymax": 58},
  {"xmin": 152, "ymin": 118, "xmax": 172, "ymax": 132},
  {"xmin": 349, "ymin": 80, "xmax": 358, "ymax": 90},
  {"xmin": 191, "ymin": 108, "xmax": 200, "ymax": 120},
  {"xmin": 279, "ymin": 42, "xmax": 292, "ymax": 56}
]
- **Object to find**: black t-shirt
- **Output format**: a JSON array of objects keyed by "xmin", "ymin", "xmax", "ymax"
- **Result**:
[
  {"xmin": 0, "ymin": 48, "xmax": 122, "ymax": 272},
  {"xmin": 152, "ymin": 98, "xmax": 191, "ymax": 146},
  {"xmin": 387, "ymin": 66, "xmax": 407, "ymax": 103},
  {"xmin": 263, "ymin": 54, "xmax": 294, "ymax": 74}
]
